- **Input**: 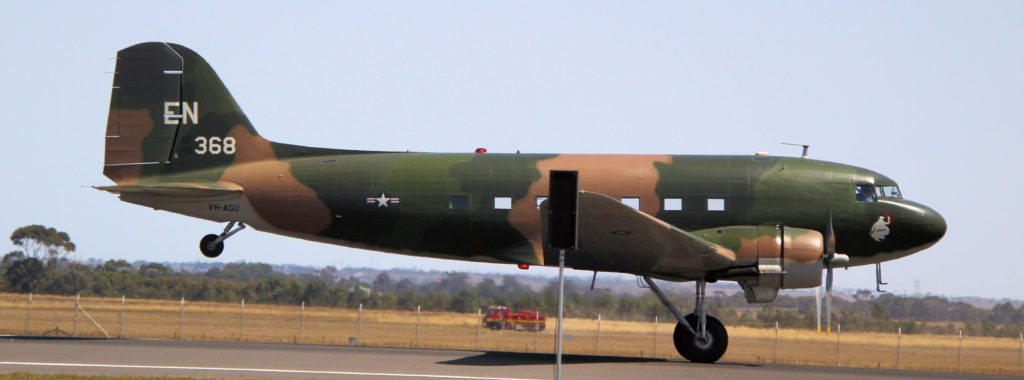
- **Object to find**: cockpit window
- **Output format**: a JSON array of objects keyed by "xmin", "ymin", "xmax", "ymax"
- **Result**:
[
  {"xmin": 876, "ymin": 185, "xmax": 902, "ymax": 199},
  {"xmin": 856, "ymin": 184, "xmax": 876, "ymax": 202}
]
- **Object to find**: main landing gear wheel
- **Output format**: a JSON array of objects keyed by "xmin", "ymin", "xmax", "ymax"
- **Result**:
[
  {"xmin": 199, "ymin": 234, "xmax": 224, "ymax": 258},
  {"xmin": 199, "ymin": 221, "xmax": 246, "ymax": 258},
  {"xmin": 643, "ymin": 276, "xmax": 728, "ymax": 364},
  {"xmin": 674, "ymin": 314, "xmax": 728, "ymax": 363}
]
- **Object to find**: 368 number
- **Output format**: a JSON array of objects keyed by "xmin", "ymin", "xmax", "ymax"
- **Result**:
[{"xmin": 194, "ymin": 136, "xmax": 236, "ymax": 155}]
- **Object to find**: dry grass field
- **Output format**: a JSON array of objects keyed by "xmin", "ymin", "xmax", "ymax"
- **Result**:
[
  {"xmin": 1, "ymin": 293, "xmax": 1021, "ymax": 376},
  {"xmin": 0, "ymin": 374, "xmax": 192, "ymax": 380}
]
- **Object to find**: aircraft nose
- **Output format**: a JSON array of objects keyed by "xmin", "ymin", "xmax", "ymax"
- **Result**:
[
  {"xmin": 918, "ymin": 204, "xmax": 947, "ymax": 246},
  {"xmin": 878, "ymin": 200, "xmax": 946, "ymax": 260}
]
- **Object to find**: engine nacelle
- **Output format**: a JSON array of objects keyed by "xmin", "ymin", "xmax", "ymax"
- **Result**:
[{"xmin": 695, "ymin": 225, "xmax": 823, "ymax": 303}]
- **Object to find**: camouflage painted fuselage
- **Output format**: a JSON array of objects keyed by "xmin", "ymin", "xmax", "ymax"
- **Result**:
[
  {"xmin": 121, "ymin": 150, "xmax": 944, "ymax": 270},
  {"xmin": 101, "ymin": 43, "xmax": 946, "ymax": 284}
]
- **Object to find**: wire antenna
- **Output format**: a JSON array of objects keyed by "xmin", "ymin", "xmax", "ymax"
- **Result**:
[{"xmin": 781, "ymin": 142, "xmax": 810, "ymax": 159}]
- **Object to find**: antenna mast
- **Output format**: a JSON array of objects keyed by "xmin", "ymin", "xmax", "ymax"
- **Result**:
[{"xmin": 781, "ymin": 143, "xmax": 810, "ymax": 159}]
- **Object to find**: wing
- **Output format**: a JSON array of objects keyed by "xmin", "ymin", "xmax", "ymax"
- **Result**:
[{"xmin": 544, "ymin": 191, "xmax": 736, "ymax": 280}]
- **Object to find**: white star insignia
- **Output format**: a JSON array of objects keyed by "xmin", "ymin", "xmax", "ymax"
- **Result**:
[{"xmin": 374, "ymin": 193, "xmax": 391, "ymax": 208}]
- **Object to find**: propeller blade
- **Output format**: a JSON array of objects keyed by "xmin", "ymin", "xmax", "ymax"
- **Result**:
[
  {"xmin": 815, "ymin": 287, "xmax": 822, "ymax": 333},
  {"xmin": 822, "ymin": 208, "xmax": 836, "ymax": 333},
  {"xmin": 826, "ymin": 263, "xmax": 833, "ymax": 334}
]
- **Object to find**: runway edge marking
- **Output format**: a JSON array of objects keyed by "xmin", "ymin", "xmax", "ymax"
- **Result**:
[{"xmin": 0, "ymin": 361, "xmax": 542, "ymax": 380}]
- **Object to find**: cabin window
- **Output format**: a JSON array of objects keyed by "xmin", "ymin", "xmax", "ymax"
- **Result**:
[
  {"xmin": 494, "ymin": 196, "xmax": 512, "ymax": 210},
  {"xmin": 876, "ymin": 185, "xmax": 902, "ymax": 199},
  {"xmin": 535, "ymin": 196, "xmax": 548, "ymax": 209},
  {"xmin": 621, "ymin": 197, "xmax": 640, "ymax": 210},
  {"xmin": 855, "ymin": 185, "xmax": 876, "ymax": 202},
  {"xmin": 707, "ymin": 198, "xmax": 725, "ymax": 211},
  {"xmin": 449, "ymin": 195, "xmax": 469, "ymax": 210},
  {"xmin": 663, "ymin": 198, "xmax": 682, "ymax": 211}
]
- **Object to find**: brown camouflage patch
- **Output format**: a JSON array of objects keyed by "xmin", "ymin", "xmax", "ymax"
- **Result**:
[
  {"xmin": 103, "ymin": 108, "xmax": 153, "ymax": 184},
  {"xmin": 732, "ymin": 234, "xmax": 784, "ymax": 260},
  {"xmin": 732, "ymin": 231, "xmax": 822, "ymax": 264},
  {"xmin": 509, "ymin": 154, "xmax": 672, "ymax": 263},
  {"xmin": 783, "ymin": 229, "xmax": 823, "ymax": 263},
  {"xmin": 220, "ymin": 124, "xmax": 332, "ymax": 234}
]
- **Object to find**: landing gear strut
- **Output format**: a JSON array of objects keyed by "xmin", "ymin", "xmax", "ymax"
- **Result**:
[
  {"xmin": 644, "ymin": 277, "xmax": 728, "ymax": 363},
  {"xmin": 200, "ymin": 221, "xmax": 246, "ymax": 258}
]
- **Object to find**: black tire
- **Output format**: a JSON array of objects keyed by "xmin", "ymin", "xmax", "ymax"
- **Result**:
[
  {"xmin": 673, "ymin": 313, "xmax": 728, "ymax": 363},
  {"xmin": 200, "ymin": 234, "xmax": 224, "ymax": 258}
]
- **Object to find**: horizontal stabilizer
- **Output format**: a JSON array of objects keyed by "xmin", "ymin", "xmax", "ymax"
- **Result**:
[{"xmin": 94, "ymin": 182, "xmax": 242, "ymax": 197}]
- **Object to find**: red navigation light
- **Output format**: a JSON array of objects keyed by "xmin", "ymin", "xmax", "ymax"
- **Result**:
[
  {"xmin": 517, "ymin": 264, "xmax": 529, "ymax": 270},
  {"xmin": 475, "ymin": 148, "xmax": 487, "ymax": 154}
]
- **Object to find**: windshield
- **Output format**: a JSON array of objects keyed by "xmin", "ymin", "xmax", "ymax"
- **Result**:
[{"xmin": 875, "ymin": 185, "xmax": 902, "ymax": 199}]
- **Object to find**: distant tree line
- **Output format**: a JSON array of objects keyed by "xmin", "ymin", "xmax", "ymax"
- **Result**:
[{"xmin": 4, "ymin": 224, "xmax": 1023, "ymax": 338}]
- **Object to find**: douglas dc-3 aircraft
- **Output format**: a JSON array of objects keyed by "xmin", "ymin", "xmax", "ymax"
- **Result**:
[{"xmin": 99, "ymin": 42, "xmax": 946, "ymax": 363}]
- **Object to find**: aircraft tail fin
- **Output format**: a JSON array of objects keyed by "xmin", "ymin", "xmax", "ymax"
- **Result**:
[{"xmin": 103, "ymin": 42, "xmax": 272, "ymax": 185}]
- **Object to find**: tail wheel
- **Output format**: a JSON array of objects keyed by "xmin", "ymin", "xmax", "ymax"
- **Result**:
[
  {"xmin": 673, "ymin": 314, "xmax": 728, "ymax": 363},
  {"xmin": 199, "ymin": 234, "xmax": 224, "ymax": 258}
]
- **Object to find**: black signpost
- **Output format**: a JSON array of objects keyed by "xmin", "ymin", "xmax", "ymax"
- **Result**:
[{"xmin": 547, "ymin": 170, "xmax": 578, "ymax": 380}]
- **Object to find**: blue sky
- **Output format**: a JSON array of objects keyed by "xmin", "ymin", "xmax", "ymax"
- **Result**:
[{"xmin": 1, "ymin": 2, "xmax": 1021, "ymax": 299}]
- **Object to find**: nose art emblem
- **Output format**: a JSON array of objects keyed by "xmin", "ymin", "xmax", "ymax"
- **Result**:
[{"xmin": 870, "ymin": 211, "xmax": 893, "ymax": 242}]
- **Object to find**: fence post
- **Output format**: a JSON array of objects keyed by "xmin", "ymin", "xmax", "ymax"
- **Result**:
[
  {"xmin": 836, "ymin": 323, "xmax": 841, "ymax": 367},
  {"xmin": 653, "ymin": 315, "xmax": 658, "ymax": 358},
  {"xmin": 178, "ymin": 297, "xmax": 184, "ymax": 341},
  {"xmin": 239, "ymin": 298, "xmax": 245, "ymax": 342},
  {"xmin": 534, "ymin": 311, "xmax": 540, "ymax": 353},
  {"xmin": 897, "ymin": 327, "xmax": 901, "ymax": 370},
  {"xmin": 596, "ymin": 314, "xmax": 601, "ymax": 355},
  {"xmin": 774, "ymin": 321, "xmax": 779, "ymax": 364},
  {"xmin": 958, "ymin": 329, "xmax": 962, "ymax": 373},
  {"xmin": 476, "ymin": 309, "xmax": 481, "ymax": 351},
  {"xmin": 299, "ymin": 301, "xmax": 305, "ymax": 344},
  {"xmin": 119, "ymin": 295, "xmax": 125, "ymax": 339},
  {"xmin": 357, "ymin": 303, "xmax": 363, "ymax": 346},
  {"xmin": 73, "ymin": 293, "xmax": 80, "ymax": 337},
  {"xmin": 25, "ymin": 293, "xmax": 32, "ymax": 336},
  {"xmin": 415, "ymin": 305, "xmax": 421, "ymax": 348},
  {"xmin": 1018, "ymin": 332, "xmax": 1022, "ymax": 376}
]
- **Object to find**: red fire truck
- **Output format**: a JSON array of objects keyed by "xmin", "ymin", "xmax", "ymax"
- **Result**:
[{"xmin": 483, "ymin": 306, "xmax": 546, "ymax": 332}]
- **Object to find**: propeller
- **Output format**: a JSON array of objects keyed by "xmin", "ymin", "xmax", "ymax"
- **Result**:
[
  {"xmin": 815, "ymin": 287, "xmax": 821, "ymax": 333},
  {"xmin": 822, "ymin": 209, "xmax": 849, "ymax": 334}
]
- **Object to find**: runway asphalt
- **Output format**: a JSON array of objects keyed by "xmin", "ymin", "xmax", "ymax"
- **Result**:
[{"xmin": 0, "ymin": 337, "xmax": 1015, "ymax": 379}]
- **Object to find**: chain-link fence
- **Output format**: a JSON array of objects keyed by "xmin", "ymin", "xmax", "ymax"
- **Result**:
[{"xmin": 1, "ymin": 292, "xmax": 1021, "ymax": 376}]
